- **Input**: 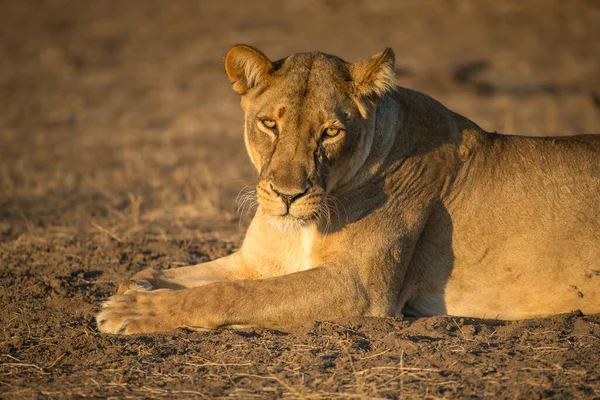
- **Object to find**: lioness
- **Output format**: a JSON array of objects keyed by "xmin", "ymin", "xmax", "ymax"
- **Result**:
[{"xmin": 97, "ymin": 45, "xmax": 600, "ymax": 334}]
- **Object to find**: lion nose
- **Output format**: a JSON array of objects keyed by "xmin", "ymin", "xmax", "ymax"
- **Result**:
[{"xmin": 270, "ymin": 184, "xmax": 309, "ymax": 207}]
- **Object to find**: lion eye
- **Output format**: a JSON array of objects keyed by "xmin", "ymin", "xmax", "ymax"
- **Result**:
[
  {"xmin": 261, "ymin": 119, "xmax": 277, "ymax": 129},
  {"xmin": 324, "ymin": 127, "xmax": 342, "ymax": 137}
]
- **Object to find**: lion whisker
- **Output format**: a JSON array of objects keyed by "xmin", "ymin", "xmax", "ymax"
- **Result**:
[{"xmin": 236, "ymin": 186, "xmax": 258, "ymax": 223}]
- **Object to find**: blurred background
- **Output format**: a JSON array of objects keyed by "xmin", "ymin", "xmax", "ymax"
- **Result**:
[{"xmin": 1, "ymin": 0, "xmax": 599, "ymax": 241}]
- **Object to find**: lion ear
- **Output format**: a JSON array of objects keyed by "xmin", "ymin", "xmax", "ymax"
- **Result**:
[
  {"xmin": 224, "ymin": 45, "xmax": 273, "ymax": 95},
  {"xmin": 350, "ymin": 48, "xmax": 396, "ymax": 100}
]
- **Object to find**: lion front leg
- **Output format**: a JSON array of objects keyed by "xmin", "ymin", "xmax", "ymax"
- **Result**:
[
  {"xmin": 116, "ymin": 253, "xmax": 247, "ymax": 293},
  {"xmin": 97, "ymin": 267, "xmax": 371, "ymax": 334}
]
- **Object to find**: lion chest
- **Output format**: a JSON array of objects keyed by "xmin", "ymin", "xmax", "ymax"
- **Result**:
[
  {"xmin": 249, "ymin": 226, "xmax": 318, "ymax": 277},
  {"xmin": 299, "ymin": 229, "xmax": 315, "ymax": 270}
]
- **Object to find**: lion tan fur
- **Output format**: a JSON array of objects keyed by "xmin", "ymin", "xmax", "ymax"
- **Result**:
[{"xmin": 97, "ymin": 45, "xmax": 600, "ymax": 334}]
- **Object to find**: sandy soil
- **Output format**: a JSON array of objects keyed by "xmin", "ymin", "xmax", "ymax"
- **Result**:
[{"xmin": 1, "ymin": 0, "xmax": 599, "ymax": 398}]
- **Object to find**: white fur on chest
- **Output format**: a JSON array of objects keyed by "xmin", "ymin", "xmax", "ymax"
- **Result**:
[
  {"xmin": 300, "ymin": 227, "xmax": 316, "ymax": 272},
  {"xmin": 247, "ymin": 220, "xmax": 322, "ymax": 277}
]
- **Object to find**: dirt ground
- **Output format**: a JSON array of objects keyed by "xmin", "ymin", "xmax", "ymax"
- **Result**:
[{"xmin": 1, "ymin": 0, "xmax": 600, "ymax": 398}]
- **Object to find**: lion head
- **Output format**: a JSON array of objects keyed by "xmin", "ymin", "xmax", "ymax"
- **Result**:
[{"xmin": 224, "ymin": 45, "xmax": 396, "ymax": 229}]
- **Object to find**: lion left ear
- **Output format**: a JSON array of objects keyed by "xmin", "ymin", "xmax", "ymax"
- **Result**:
[
  {"xmin": 350, "ymin": 48, "xmax": 396, "ymax": 100},
  {"xmin": 224, "ymin": 44, "xmax": 273, "ymax": 95}
]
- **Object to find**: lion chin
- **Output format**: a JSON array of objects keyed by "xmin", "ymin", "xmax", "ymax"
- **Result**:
[{"xmin": 264, "ymin": 212, "xmax": 318, "ymax": 232}]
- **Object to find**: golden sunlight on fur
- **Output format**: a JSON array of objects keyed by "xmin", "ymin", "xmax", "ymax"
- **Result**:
[{"xmin": 97, "ymin": 45, "xmax": 600, "ymax": 334}]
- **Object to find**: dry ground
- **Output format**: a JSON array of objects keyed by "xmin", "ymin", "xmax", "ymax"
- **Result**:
[{"xmin": 1, "ymin": 0, "xmax": 599, "ymax": 398}]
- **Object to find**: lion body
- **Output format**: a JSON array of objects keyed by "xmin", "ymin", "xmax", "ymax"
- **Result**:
[
  {"xmin": 440, "ymin": 131, "xmax": 600, "ymax": 319},
  {"xmin": 395, "ymin": 91, "xmax": 600, "ymax": 319},
  {"xmin": 97, "ymin": 46, "xmax": 600, "ymax": 334}
]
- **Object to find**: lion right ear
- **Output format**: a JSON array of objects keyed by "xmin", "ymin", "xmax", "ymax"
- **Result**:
[{"xmin": 224, "ymin": 45, "xmax": 273, "ymax": 95}]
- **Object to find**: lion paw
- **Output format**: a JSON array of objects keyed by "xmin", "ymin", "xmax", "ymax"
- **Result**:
[{"xmin": 96, "ymin": 289, "xmax": 174, "ymax": 335}]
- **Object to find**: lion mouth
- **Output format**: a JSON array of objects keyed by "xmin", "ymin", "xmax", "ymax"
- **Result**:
[
  {"xmin": 259, "ymin": 201, "xmax": 321, "ymax": 228},
  {"xmin": 256, "ymin": 195, "xmax": 320, "ymax": 220}
]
